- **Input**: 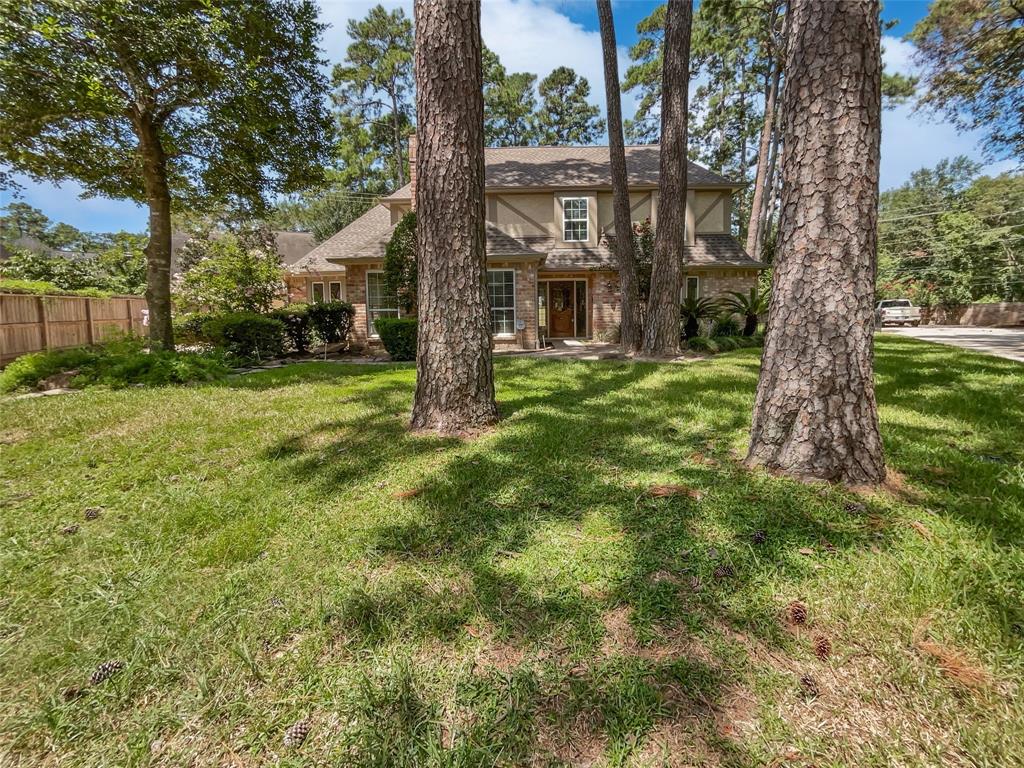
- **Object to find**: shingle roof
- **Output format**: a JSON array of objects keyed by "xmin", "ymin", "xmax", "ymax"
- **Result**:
[
  {"xmin": 289, "ymin": 205, "xmax": 392, "ymax": 272},
  {"xmin": 383, "ymin": 146, "xmax": 738, "ymax": 202},
  {"xmin": 347, "ymin": 221, "xmax": 545, "ymax": 260}
]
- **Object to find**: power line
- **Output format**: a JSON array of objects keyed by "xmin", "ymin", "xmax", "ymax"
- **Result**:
[{"xmin": 878, "ymin": 205, "xmax": 1024, "ymax": 224}]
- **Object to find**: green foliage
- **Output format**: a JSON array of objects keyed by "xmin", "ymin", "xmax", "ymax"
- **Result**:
[
  {"xmin": 268, "ymin": 177, "xmax": 374, "ymax": 244},
  {"xmin": 172, "ymin": 312, "xmax": 217, "ymax": 345},
  {"xmin": 721, "ymin": 287, "xmax": 769, "ymax": 336},
  {"xmin": 331, "ymin": 4, "xmax": 414, "ymax": 191},
  {"xmin": 878, "ymin": 157, "xmax": 1024, "ymax": 303},
  {"xmin": 483, "ymin": 45, "xmax": 538, "ymax": 147},
  {"xmin": 383, "ymin": 212, "xmax": 417, "ymax": 313},
  {"xmin": 685, "ymin": 330, "xmax": 763, "ymax": 354},
  {"xmin": 270, "ymin": 304, "xmax": 314, "ymax": 354},
  {"xmin": 174, "ymin": 228, "xmax": 285, "ymax": 314},
  {"xmin": 202, "ymin": 313, "xmax": 285, "ymax": 361},
  {"xmin": 0, "ymin": 1, "xmax": 332, "ymax": 211},
  {"xmin": 909, "ymin": 0, "xmax": 1024, "ymax": 163},
  {"xmin": 374, "ymin": 317, "xmax": 417, "ymax": 361},
  {"xmin": 632, "ymin": 219, "xmax": 655, "ymax": 302},
  {"xmin": 710, "ymin": 312, "xmax": 742, "ymax": 338},
  {"xmin": 535, "ymin": 67, "xmax": 605, "ymax": 146},
  {"xmin": 307, "ymin": 301, "xmax": 355, "ymax": 345},
  {"xmin": 0, "ymin": 338, "xmax": 228, "ymax": 392},
  {"xmin": 0, "ymin": 277, "xmax": 109, "ymax": 298},
  {"xmin": 679, "ymin": 295, "xmax": 721, "ymax": 340}
]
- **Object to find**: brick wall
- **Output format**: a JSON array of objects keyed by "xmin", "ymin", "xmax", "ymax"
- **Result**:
[
  {"xmin": 345, "ymin": 264, "xmax": 372, "ymax": 348},
  {"xmin": 688, "ymin": 269, "xmax": 760, "ymax": 299},
  {"xmin": 591, "ymin": 271, "xmax": 622, "ymax": 340}
]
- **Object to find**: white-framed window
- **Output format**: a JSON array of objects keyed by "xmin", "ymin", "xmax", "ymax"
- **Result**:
[
  {"xmin": 329, "ymin": 280, "xmax": 343, "ymax": 301},
  {"xmin": 311, "ymin": 281, "xmax": 325, "ymax": 302},
  {"xmin": 684, "ymin": 276, "xmax": 700, "ymax": 300},
  {"xmin": 562, "ymin": 197, "xmax": 588, "ymax": 242},
  {"xmin": 487, "ymin": 269, "xmax": 516, "ymax": 336},
  {"xmin": 366, "ymin": 270, "xmax": 399, "ymax": 336}
]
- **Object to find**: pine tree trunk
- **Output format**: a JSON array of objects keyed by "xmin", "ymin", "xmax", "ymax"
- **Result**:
[
  {"xmin": 745, "ymin": 64, "xmax": 780, "ymax": 259},
  {"xmin": 138, "ymin": 120, "xmax": 174, "ymax": 350},
  {"xmin": 391, "ymin": 91, "xmax": 406, "ymax": 189},
  {"xmin": 410, "ymin": 0, "xmax": 498, "ymax": 434},
  {"xmin": 597, "ymin": 0, "xmax": 642, "ymax": 353},
  {"xmin": 643, "ymin": 0, "xmax": 691, "ymax": 357},
  {"xmin": 745, "ymin": 0, "xmax": 885, "ymax": 485}
]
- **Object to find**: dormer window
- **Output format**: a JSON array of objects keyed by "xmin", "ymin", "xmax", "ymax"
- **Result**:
[{"xmin": 562, "ymin": 197, "xmax": 588, "ymax": 242}]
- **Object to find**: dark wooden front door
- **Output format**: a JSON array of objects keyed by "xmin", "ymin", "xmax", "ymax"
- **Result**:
[{"xmin": 549, "ymin": 281, "xmax": 576, "ymax": 337}]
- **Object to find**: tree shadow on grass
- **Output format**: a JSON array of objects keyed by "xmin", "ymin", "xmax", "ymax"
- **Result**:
[{"xmin": 241, "ymin": 343, "xmax": 1023, "ymax": 765}]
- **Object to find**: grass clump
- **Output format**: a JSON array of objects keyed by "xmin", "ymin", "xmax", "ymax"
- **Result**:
[{"xmin": 0, "ymin": 338, "xmax": 229, "ymax": 392}]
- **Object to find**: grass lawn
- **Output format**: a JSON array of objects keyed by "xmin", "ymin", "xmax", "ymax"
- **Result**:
[{"xmin": 2, "ymin": 335, "xmax": 1022, "ymax": 767}]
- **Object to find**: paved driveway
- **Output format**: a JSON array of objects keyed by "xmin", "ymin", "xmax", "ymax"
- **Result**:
[{"xmin": 883, "ymin": 325, "xmax": 1024, "ymax": 363}]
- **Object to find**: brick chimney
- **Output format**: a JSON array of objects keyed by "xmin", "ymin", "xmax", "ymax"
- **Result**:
[{"xmin": 408, "ymin": 134, "xmax": 417, "ymax": 210}]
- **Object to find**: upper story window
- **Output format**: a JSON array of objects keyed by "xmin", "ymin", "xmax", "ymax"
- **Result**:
[{"xmin": 562, "ymin": 197, "xmax": 588, "ymax": 242}]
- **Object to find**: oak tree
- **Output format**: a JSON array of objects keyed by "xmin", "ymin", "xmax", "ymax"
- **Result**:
[
  {"xmin": 410, "ymin": 0, "xmax": 499, "ymax": 433},
  {"xmin": 746, "ymin": 0, "xmax": 886, "ymax": 484},
  {"xmin": 0, "ymin": 0, "xmax": 332, "ymax": 348}
]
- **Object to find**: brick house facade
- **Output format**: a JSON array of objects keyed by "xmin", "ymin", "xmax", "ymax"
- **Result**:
[{"xmin": 286, "ymin": 144, "xmax": 765, "ymax": 351}]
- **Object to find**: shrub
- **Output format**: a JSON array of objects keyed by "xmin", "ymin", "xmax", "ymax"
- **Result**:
[
  {"xmin": 686, "ymin": 336, "xmax": 718, "ymax": 354},
  {"xmin": 714, "ymin": 336, "xmax": 741, "ymax": 351},
  {"xmin": 711, "ymin": 312, "xmax": 742, "ymax": 338},
  {"xmin": 680, "ymin": 295, "xmax": 720, "ymax": 340},
  {"xmin": 202, "ymin": 312, "xmax": 285, "ymax": 361},
  {"xmin": 173, "ymin": 312, "xmax": 216, "ymax": 345},
  {"xmin": 0, "ymin": 338, "xmax": 229, "ymax": 392},
  {"xmin": 0, "ymin": 278, "xmax": 110, "ymax": 298},
  {"xmin": 374, "ymin": 317, "xmax": 417, "ymax": 361},
  {"xmin": 270, "ymin": 303, "xmax": 313, "ymax": 353},
  {"xmin": 307, "ymin": 301, "xmax": 354, "ymax": 345}
]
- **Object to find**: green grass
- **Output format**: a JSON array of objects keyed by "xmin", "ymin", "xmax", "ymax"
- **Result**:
[{"xmin": 1, "ymin": 335, "xmax": 1022, "ymax": 767}]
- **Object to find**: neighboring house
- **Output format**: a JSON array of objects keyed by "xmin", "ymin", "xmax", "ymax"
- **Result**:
[{"xmin": 288, "ymin": 142, "xmax": 766, "ymax": 350}]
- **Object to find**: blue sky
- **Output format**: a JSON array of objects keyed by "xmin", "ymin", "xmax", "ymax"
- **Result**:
[{"xmin": 2, "ymin": 0, "xmax": 1012, "ymax": 234}]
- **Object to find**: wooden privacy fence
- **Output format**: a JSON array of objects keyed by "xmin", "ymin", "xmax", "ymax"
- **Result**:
[{"xmin": 0, "ymin": 293, "xmax": 147, "ymax": 366}]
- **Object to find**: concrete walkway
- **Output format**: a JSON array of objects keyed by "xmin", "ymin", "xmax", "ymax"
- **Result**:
[{"xmin": 884, "ymin": 325, "xmax": 1024, "ymax": 363}]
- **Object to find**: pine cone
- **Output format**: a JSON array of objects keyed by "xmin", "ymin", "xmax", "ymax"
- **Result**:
[
  {"xmin": 813, "ymin": 635, "xmax": 832, "ymax": 660},
  {"xmin": 787, "ymin": 600, "xmax": 808, "ymax": 626},
  {"xmin": 269, "ymin": 597, "xmax": 285, "ymax": 609},
  {"xmin": 61, "ymin": 524, "xmax": 80, "ymax": 535},
  {"xmin": 283, "ymin": 718, "xmax": 311, "ymax": 748},
  {"xmin": 752, "ymin": 529, "xmax": 767, "ymax": 545},
  {"xmin": 84, "ymin": 507, "xmax": 102, "ymax": 520},
  {"xmin": 844, "ymin": 501, "xmax": 866, "ymax": 515},
  {"xmin": 89, "ymin": 660, "xmax": 124, "ymax": 685},
  {"xmin": 799, "ymin": 673, "xmax": 819, "ymax": 698},
  {"xmin": 713, "ymin": 564, "xmax": 734, "ymax": 580}
]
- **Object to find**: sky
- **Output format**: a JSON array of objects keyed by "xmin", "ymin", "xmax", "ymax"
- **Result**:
[{"xmin": 2, "ymin": 0, "xmax": 1015, "ymax": 234}]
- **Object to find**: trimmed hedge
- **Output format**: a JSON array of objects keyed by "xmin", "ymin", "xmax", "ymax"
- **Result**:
[
  {"xmin": 374, "ymin": 317, "xmax": 417, "ymax": 361},
  {"xmin": 202, "ymin": 312, "xmax": 285, "ymax": 360},
  {"xmin": 270, "ymin": 303, "xmax": 313, "ymax": 353},
  {"xmin": 307, "ymin": 301, "xmax": 354, "ymax": 345},
  {"xmin": 0, "ymin": 278, "xmax": 113, "ymax": 298}
]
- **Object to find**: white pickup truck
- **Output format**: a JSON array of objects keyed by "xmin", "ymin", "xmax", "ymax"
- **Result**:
[{"xmin": 875, "ymin": 299, "xmax": 922, "ymax": 327}]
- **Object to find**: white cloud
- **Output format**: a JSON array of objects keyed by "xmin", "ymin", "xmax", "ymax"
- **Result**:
[{"xmin": 881, "ymin": 35, "xmax": 917, "ymax": 75}]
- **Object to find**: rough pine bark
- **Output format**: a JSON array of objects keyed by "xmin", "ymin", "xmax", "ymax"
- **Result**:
[
  {"xmin": 596, "ymin": 0, "xmax": 642, "ymax": 353},
  {"xmin": 138, "ymin": 119, "xmax": 174, "ymax": 349},
  {"xmin": 409, "ymin": 0, "xmax": 499, "ymax": 434},
  {"xmin": 643, "ymin": 0, "xmax": 691, "ymax": 356},
  {"xmin": 746, "ymin": 0, "xmax": 885, "ymax": 485}
]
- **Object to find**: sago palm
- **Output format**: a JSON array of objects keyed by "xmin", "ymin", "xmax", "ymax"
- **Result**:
[
  {"xmin": 680, "ymin": 295, "xmax": 720, "ymax": 339},
  {"xmin": 722, "ymin": 287, "xmax": 769, "ymax": 336}
]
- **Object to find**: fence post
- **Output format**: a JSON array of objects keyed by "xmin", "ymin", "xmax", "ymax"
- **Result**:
[
  {"xmin": 37, "ymin": 295, "xmax": 50, "ymax": 350},
  {"xmin": 126, "ymin": 298, "xmax": 134, "ymax": 335},
  {"xmin": 85, "ymin": 297, "xmax": 95, "ymax": 344}
]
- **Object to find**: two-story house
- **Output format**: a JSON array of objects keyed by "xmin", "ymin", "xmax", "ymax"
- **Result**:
[{"xmin": 286, "ymin": 142, "xmax": 765, "ymax": 350}]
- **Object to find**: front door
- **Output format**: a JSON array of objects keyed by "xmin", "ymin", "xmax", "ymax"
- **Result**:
[{"xmin": 548, "ymin": 281, "xmax": 575, "ymax": 337}]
